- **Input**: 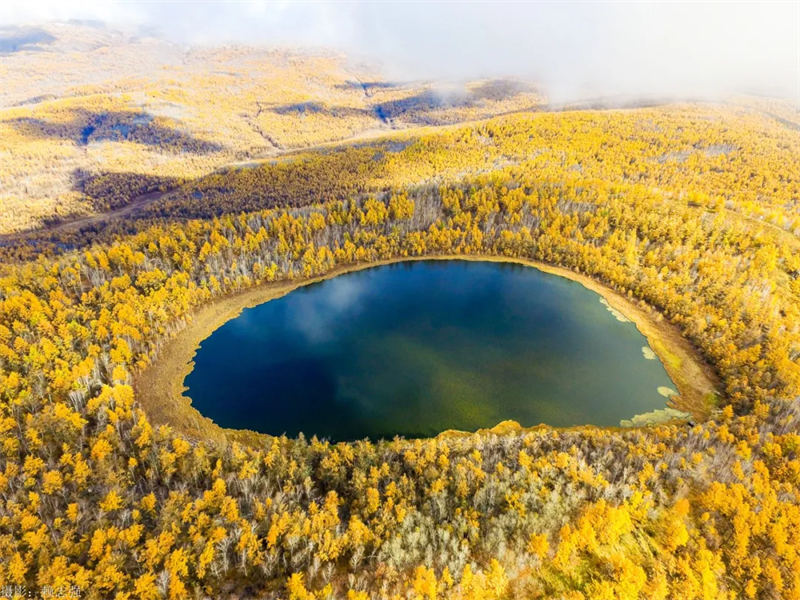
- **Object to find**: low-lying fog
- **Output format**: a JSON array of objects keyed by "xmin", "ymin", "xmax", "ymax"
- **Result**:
[{"xmin": 2, "ymin": 1, "xmax": 798, "ymax": 104}]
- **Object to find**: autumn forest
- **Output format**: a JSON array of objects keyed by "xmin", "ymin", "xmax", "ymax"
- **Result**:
[{"xmin": 1, "ymin": 16, "xmax": 800, "ymax": 600}]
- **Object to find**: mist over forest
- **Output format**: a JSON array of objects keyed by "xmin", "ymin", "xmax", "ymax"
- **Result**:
[{"xmin": 2, "ymin": 1, "xmax": 798, "ymax": 102}]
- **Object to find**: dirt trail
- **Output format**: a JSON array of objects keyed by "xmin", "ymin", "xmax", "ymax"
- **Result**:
[
  {"xmin": 0, "ymin": 127, "xmax": 406, "ymax": 242},
  {"xmin": 6, "ymin": 99, "xmax": 732, "ymax": 244},
  {"xmin": 0, "ymin": 110, "xmax": 539, "ymax": 242}
]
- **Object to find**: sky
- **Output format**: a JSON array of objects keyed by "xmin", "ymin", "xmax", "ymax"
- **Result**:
[{"xmin": 1, "ymin": 1, "xmax": 799, "ymax": 102}]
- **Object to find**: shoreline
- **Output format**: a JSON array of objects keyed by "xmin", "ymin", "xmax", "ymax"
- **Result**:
[{"xmin": 134, "ymin": 254, "xmax": 720, "ymax": 444}]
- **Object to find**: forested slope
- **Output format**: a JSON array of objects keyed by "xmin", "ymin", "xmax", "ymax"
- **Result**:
[
  {"xmin": 0, "ymin": 23, "xmax": 542, "ymax": 235},
  {"xmin": 1, "ymin": 100, "xmax": 800, "ymax": 598}
]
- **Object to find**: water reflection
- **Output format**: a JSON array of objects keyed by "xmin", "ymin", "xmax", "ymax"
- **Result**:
[
  {"xmin": 185, "ymin": 260, "xmax": 678, "ymax": 440},
  {"xmin": 288, "ymin": 276, "xmax": 367, "ymax": 342}
]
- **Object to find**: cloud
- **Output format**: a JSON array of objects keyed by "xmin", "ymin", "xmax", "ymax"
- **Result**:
[{"xmin": 1, "ymin": 1, "xmax": 798, "ymax": 102}]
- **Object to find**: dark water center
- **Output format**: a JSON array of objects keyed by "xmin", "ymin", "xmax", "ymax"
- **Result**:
[{"xmin": 184, "ymin": 260, "xmax": 677, "ymax": 440}]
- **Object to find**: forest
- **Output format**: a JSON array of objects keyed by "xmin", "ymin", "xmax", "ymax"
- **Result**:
[{"xmin": 0, "ymin": 87, "xmax": 800, "ymax": 599}]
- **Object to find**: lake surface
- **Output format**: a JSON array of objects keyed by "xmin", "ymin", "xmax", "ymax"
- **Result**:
[{"xmin": 184, "ymin": 260, "xmax": 677, "ymax": 440}]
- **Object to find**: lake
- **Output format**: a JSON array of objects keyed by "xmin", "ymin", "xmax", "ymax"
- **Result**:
[{"xmin": 184, "ymin": 260, "xmax": 678, "ymax": 440}]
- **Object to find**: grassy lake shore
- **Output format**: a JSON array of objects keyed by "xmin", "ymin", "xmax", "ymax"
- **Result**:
[{"xmin": 134, "ymin": 255, "xmax": 720, "ymax": 444}]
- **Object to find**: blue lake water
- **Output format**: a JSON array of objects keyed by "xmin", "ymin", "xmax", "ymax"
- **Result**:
[{"xmin": 184, "ymin": 260, "xmax": 676, "ymax": 440}]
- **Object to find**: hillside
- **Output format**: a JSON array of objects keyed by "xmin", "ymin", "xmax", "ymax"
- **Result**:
[
  {"xmin": 0, "ymin": 23, "xmax": 543, "ymax": 234},
  {"xmin": 1, "ymin": 88, "xmax": 800, "ymax": 598}
]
